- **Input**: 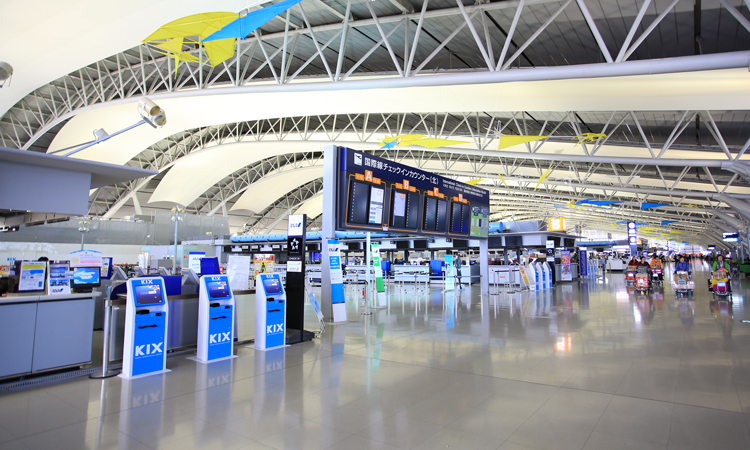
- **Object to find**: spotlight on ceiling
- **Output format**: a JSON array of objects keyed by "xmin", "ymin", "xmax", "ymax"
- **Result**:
[
  {"xmin": 93, "ymin": 128, "xmax": 109, "ymax": 140},
  {"xmin": 0, "ymin": 62, "xmax": 13, "ymax": 88},
  {"xmin": 138, "ymin": 98, "xmax": 167, "ymax": 128}
]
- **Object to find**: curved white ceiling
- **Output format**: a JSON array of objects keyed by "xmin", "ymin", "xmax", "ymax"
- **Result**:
[
  {"xmin": 144, "ymin": 137, "xmax": 750, "ymax": 210},
  {"xmin": 0, "ymin": 0, "xmax": 246, "ymax": 115},
  {"xmin": 294, "ymin": 194, "xmax": 323, "ymax": 218},
  {"xmin": 149, "ymin": 141, "xmax": 313, "ymax": 205},
  {"xmin": 230, "ymin": 166, "xmax": 323, "ymax": 213},
  {"xmin": 47, "ymin": 69, "xmax": 750, "ymax": 165}
]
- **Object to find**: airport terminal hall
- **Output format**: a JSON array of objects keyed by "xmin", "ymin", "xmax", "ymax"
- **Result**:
[{"xmin": 4, "ymin": 1, "xmax": 750, "ymax": 450}]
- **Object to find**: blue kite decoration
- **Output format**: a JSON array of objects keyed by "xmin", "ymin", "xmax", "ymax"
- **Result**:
[
  {"xmin": 661, "ymin": 220, "xmax": 677, "ymax": 225},
  {"xmin": 574, "ymin": 199, "xmax": 594, "ymax": 205},
  {"xmin": 203, "ymin": 0, "xmax": 304, "ymax": 42},
  {"xmin": 641, "ymin": 202, "xmax": 669, "ymax": 210},
  {"xmin": 588, "ymin": 200, "xmax": 621, "ymax": 206}
]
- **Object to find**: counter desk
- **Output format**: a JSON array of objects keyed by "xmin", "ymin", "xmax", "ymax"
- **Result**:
[{"xmin": 0, "ymin": 292, "xmax": 100, "ymax": 379}]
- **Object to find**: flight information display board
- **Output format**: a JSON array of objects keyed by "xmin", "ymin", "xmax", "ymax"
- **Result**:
[{"xmin": 336, "ymin": 147, "xmax": 490, "ymax": 239}]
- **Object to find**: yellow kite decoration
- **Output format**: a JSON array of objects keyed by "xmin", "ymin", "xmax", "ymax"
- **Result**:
[
  {"xmin": 465, "ymin": 179, "xmax": 484, "ymax": 186},
  {"xmin": 498, "ymin": 135, "xmax": 548, "ymax": 150},
  {"xmin": 534, "ymin": 167, "xmax": 554, "ymax": 191},
  {"xmin": 143, "ymin": 12, "xmax": 239, "ymax": 69},
  {"xmin": 574, "ymin": 133, "xmax": 607, "ymax": 146}
]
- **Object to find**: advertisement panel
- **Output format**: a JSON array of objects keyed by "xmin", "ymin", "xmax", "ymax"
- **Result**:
[{"xmin": 561, "ymin": 250, "xmax": 572, "ymax": 281}]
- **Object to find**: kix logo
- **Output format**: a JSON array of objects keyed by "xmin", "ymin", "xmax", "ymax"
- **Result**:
[
  {"xmin": 209, "ymin": 332, "xmax": 231, "ymax": 344},
  {"xmin": 267, "ymin": 323, "xmax": 283, "ymax": 334},
  {"xmin": 135, "ymin": 343, "xmax": 163, "ymax": 357}
]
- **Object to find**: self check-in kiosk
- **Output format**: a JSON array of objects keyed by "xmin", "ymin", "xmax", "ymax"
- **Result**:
[
  {"xmin": 542, "ymin": 262, "xmax": 552, "ymax": 288},
  {"xmin": 192, "ymin": 274, "xmax": 236, "ymax": 363},
  {"xmin": 534, "ymin": 263, "xmax": 545, "ymax": 290},
  {"xmin": 254, "ymin": 273, "xmax": 288, "ymax": 351},
  {"xmin": 121, "ymin": 277, "xmax": 170, "ymax": 379}
]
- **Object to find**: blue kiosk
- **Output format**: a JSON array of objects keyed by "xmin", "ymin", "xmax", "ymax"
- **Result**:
[
  {"xmin": 254, "ymin": 273, "xmax": 288, "ymax": 351},
  {"xmin": 121, "ymin": 277, "xmax": 170, "ymax": 379},
  {"xmin": 192, "ymin": 274, "xmax": 237, "ymax": 363}
]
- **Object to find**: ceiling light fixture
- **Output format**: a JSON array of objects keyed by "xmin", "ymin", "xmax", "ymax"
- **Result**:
[
  {"xmin": 0, "ymin": 62, "xmax": 13, "ymax": 88},
  {"xmin": 49, "ymin": 97, "xmax": 167, "ymax": 157}
]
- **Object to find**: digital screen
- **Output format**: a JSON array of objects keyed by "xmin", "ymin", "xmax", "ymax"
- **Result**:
[
  {"xmin": 413, "ymin": 240, "xmax": 428, "ymax": 249},
  {"xmin": 134, "ymin": 283, "xmax": 163, "ymax": 305},
  {"xmin": 391, "ymin": 191, "xmax": 407, "ymax": 228},
  {"xmin": 368, "ymin": 186, "xmax": 384, "ymax": 225},
  {"xmin": 73, "ymin": 267, "xmax": 100, "ymax": 286},
  {"xmin": 49, "ymin": 263, "xmax": 69, "ymax": 279},
  {"xmin": 348, "ymin": 180, "xmax": 370, "ymax": 224},
  {"xmin": 460, "ymin": 203, "xmax": 471, "ymax": 234},
  {"xmin": 470, "ymin": 205, "xmax": 489, "ymax": 238},
  {"xmin": 262, "ymin": 276, "xmax": 283, "ymax": 295},
  {"xmin": 505, "ymin": 236, "xmax": 522, "ymax": 247},
  {"xmin": 207, "ymin": 280, "xmax": 231, "ymax": 300},
  {"xmin": 405, "ymin": 191, "xmax": 420, "ymax": 229},
  {"xmin": 435, "ymin": 199, "xmax": 448, "ymax": 232},
  {"xmin": 423, "ymin": 197, "xmax": 437, "ymax": 231},
  {"xmin": 396, "ymin": 240, "xmax": 409, "ymax": 249},
  {"xmin": 450, "ymin": 202, "xmax": 462, "ymax": 233},
  {"xmin": 723, "ymin": 232, "xmax": 739, "ymax": 242}
]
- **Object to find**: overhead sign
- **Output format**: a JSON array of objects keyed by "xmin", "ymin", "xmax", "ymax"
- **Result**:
[
  {"xmin": 548, "ymin": 217, "xmax": 567, "ymax": 231},
  {"xmin": 70, "ymin": 250, "xmax": 102, "ymax": 267},
  {"xmin": 336, "ymin": 147, "xmax": 490, "ymax": 238},
  {"xmin": 723, "ymin": 232, "xmax": 739, "ymax": 243}
]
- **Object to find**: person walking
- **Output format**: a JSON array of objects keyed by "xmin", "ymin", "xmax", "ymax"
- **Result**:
[{"xmin": 454, "ymin": 253, "xmax": 463, "ymax": 290}]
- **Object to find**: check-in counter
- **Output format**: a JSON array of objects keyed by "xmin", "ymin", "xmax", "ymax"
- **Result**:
[
  {"xmin": 0, "ymin": 292, "xmax": 99, "ymax": 379},
  {"xmin": 344, "ymin": 265, "xmax": 377, "ymax": 283},
  {"xmin": 393, "ymin": 265, "xmax": 429, "ymax": 283},
  {"xmin": 607, "ymin": 259, "xmax": 626, "ymax": 271},
  {"xmin": 109, "ymin": 290, "xmax": 256, "ymax": 362}
]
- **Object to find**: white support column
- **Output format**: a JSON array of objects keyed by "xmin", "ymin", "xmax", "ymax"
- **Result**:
[{"xmin": 321, "ymin": 145, "xmax": 338, "ymax": 322}]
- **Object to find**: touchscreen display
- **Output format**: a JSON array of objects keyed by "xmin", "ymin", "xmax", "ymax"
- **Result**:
[
  {"xmin": 207, "ymin": 280, "xmax": 231, "ymax": 300},
  {"xmin": 73, "ymin": 267, "xmax": 100, "ymax": 285},
  {"xmin": 262, "ymin": 276, "xmax": 283, "ymax": 295},
  {"xmin": 134, "ymin": 283, "xmax": 163, "ymax": 305}
]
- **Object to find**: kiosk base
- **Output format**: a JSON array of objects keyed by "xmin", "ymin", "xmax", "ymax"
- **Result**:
[
  {"xmin": 187, "ymin": 355, "xmax": 238, "ymax": 365},
  {"xmin": 286, "ymin": 329, "xmax": 315, "ymax": 345},
  {"xmin": 251, "ymin": 344, "xmax": 290, "ymax": 352},
  {"xmin": 118, "ymin": 369, "xmax": 171, "ymax": 380}
]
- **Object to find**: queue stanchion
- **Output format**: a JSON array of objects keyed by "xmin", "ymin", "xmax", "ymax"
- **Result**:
[{"xmin": 90, "ymin": 297, "xmax": 120, "ymax": 379}]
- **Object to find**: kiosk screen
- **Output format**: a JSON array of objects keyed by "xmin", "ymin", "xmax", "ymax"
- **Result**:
[
  {"xmin": 262, "ymin": 276, "xmax": 283, "ymax": 295},
  {"xmin": 435, "ymin": 199, "xmax": 449, "ymax": 232},
  {"xmin": 368, "ymin": 186, "xmax": 384, "ymax": 224},
  {"xmin": 207, "ymin": 280, "xmax": 231, "ymax": 300},
  {"xmin": 348, "ymin": 180, "xmax": 370, "ymax": 224},
  {"xmin": 450, "ymin": 202, "xmax": 462, "ymax": 233},
  {"xmin": 423, "ymin": 197, "xmax": 437, "ymax": 231},
  {"xmin": 72, "ymin": 267, "xmax": 101, "ymax": 288},
  {"xmin": 134, "ymin": 283, "xmax": 163, "ymax": 306},
  {"xmin": 391, "ymin": 191, "xmax": 407, "ymax": 228},
  {"xmin": 460, "ymin": 203, "xmax": 471, "ymax": 233}
]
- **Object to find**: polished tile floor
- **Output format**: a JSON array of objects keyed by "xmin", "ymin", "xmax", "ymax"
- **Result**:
[{"xmin": 2, "ymin": 262, "xmax": 750, "ymax": 450}]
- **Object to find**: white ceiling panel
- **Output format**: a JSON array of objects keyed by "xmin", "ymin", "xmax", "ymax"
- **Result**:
[{"xmin": 230, "ymin": 166, "xmax": 323, "ymax": 213}]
